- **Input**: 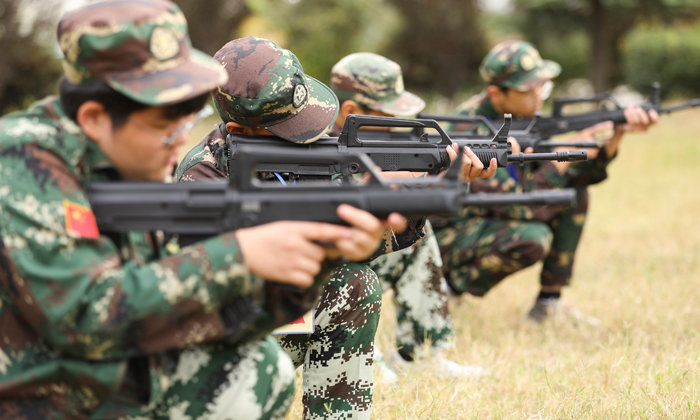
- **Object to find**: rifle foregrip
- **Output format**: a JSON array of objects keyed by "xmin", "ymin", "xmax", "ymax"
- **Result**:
[
  {"xmin": 459, "ymin": 190, "xmax": 576, "ymax": 207},
  {"xmin": 472, "ymin": 150, "xmax": 508, "ymax": 168}
]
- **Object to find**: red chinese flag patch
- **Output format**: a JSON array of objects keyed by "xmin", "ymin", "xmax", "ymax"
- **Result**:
[
  {"xmin": 290, "ymin": 316, "xmax": 306, "ymax": 325},
  {"xmin": 64, "ymin": 201, "xmax": 100, "ymax": 239}
]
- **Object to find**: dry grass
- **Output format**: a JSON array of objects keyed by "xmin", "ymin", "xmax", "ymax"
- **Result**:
[{"xmin": 184, "ymin": 109, "xmax": 700, "ymax": 419}]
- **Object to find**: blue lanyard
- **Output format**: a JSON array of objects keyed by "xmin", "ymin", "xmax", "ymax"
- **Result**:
[
  {"xmin": 506, "ymin": 163, "xmax": 519, "ymax": 182},
  {"xmin": 274, "ymin": 172, "xmax": 296, "ymax": 186},
  {"xmin": 273, "ymin": 172, "xmax": 287, "ymax": 186}
]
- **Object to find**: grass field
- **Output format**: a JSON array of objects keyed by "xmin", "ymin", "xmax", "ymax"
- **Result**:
[{"xmin": 185, "ymin": 108, "xmax": 700, "ymax": 419}]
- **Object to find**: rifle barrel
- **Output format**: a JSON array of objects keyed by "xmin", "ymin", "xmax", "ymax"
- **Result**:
[
  {"xmin": 507, "ymin": 150, "xmax": 587, "ymax": 164},
  {"xmin": 460, "ymin": 190, "xmax": 576, "ymax": 207}
]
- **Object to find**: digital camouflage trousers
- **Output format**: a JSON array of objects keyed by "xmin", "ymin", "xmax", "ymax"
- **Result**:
[
  {"xmin": 434, "ymin": 187, "xmax": 588, "ymax": 296},
  {"xmin": 90, "ymin": 336, "xmax": 295, "ymax": 420},
  {"xmin": 540, "ymin": 187, "xmax": 589, "ymax": 290},
  {"xmin": 275, "ymin": 262, "xmax": 381, "ymax": 420},
  {"xmin": 369, "ymin": 221, "xmax": 454, "ymax": 360}
]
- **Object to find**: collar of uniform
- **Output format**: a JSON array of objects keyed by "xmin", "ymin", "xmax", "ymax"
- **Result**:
[{"xmin": 474, "ymin": 94, "xmax": 500, "ymax": 120}]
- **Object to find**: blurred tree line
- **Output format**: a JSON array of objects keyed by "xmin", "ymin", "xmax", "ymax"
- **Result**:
[
  {"xmin": 3, "ymin": 0, "xmax": 700, "ymax": 116},
  {"xmin": 513, "ymin": 0, "xmax": 700, "ymax": 94},
  {"xmin": 0, "ymin": 0, "xmax": 63, "ymax": 115},
  {"xmin": 174, "ymin": 0, "xmax": 486, "ymax": 98}
]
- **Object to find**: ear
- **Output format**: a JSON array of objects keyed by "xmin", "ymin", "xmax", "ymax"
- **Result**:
[
  {"xmin": 486, "ymin": 85, "xmax": 504, "ymax": 105},
  {"xmin": 335, "ymin": 100, "xmax": 362, "ymax": 128},
  {"xmin": 76, "ymin": 101, "xmax": 112, "ymax": 144},
  {"xmin": 225, "ymin": 121, "xmax": 255, "ymax": 136}
]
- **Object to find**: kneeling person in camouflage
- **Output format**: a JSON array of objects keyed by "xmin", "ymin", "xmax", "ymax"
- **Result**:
[
  {"xmin": 177, "ymin": 37, "xmax": 391, "ymax": 420},
  {"xmin": 330, "ymin": 52, "xmax": 492, "ymax": 379},
  {"xmin": 0, "ymin": 4, "xmax": 396, "ymax": 419},
  {"xmin": 435, "ymin": 40, "xmax": 656, "ymax": 323}
]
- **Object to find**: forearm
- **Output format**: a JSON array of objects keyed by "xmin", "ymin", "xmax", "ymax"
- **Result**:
[{"xmin": 4, "ymin": 227, "xmax": 266, "ymax": 359}]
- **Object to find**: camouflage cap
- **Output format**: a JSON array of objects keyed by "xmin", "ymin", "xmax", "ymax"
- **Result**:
[
  {"xmin": 480, "ymin": 40, "xmax": 561, "ymax": 92},
  {"xmin": 57, "ymin": 0, "xmax": 227, "ymax": 106},
  {"xmin": 212, "ymin": 37, "xmax": 339, "ymax": 144},
  {"xmin": 331, "ymin": 52, "xmax": 425, "ymax": 117}
]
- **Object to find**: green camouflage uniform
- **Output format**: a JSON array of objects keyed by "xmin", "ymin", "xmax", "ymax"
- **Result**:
[
  {"xmin": 178, "ymin": 123, "xmax": 387, "ymax": 420},
  {"xmin": 0, "ymin": 4, "xmax": 324, "ymax": 419},
  {"xmin": 434, "ymin": 41, "xmax": 616, "ymax": 296},
  {"xmin": 177, "ymin": 37, "xmax": 415, "ymax": 420},
  {"xmin": 331, "ymin": 52, "xmax": 455, "ymax": 360}
]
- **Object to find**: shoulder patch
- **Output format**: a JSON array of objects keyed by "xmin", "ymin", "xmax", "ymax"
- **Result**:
[{"xmin": 64, "ymin": 201, "xmax": 99, "ymax": 239}]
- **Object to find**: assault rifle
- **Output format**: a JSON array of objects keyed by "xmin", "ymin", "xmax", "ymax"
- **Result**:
[
  {"xmin": 420, "ymin": 83, "xmax": 700, "ymax": 144},
  {"xmin": 89, "ymin": 145, "xmax": 578, "ymax": 236},
  {"xmin": 226, "ymin": 114, "xmax": 587, "ymax": 177},
  {"xmin": 412, "ymin": 114, "xmax": 599, "ymax": 151}
]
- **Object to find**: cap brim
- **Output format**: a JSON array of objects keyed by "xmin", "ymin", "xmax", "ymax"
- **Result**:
[
  {"xmin": 266, "ymin": 75, "xmax": 339, "ymax": 144},
  {"xmin": 108, "ymin": 49, "xmax": 228, "ymax": 106},
  {"xmin": 370, "ymin": 90, "xmax": 426, "ymax": 117},
  {"xmin": 510, "ymin": 59, "xmax": 561, "ymax": 92}
]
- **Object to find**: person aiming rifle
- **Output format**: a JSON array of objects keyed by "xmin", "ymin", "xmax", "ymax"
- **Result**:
[
  {"xmin": 431, "ymin": 40, "xmax": 657, "ymax": 325},
  {"xmin": 0, "ymin": 4, "xmax": 403, "ymax": 419},
  {"xmin": 174, "ymin": 37, "xmax": 493, "ymax": 420}
]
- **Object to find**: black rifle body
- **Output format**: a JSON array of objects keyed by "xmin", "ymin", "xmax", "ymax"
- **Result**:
[
  {"xmin": 227, "ymin": 115, "xmax": 586, "ymax": 178},
  {"xmin": 90, "ymin": 148, "xmax": 577, "ymax": 237},
  {"xmin": 420, "ymin": 83, "xmax": 700, "ymax": 142}
]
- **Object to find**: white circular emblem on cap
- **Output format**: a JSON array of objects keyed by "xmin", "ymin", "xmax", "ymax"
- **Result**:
[
  {"xmin": 520, "ymin": 53, "xmax": 536, "ymax": 71},
  {"xmin": 293, "ymin": 84, "xmax": 307, "ymax": 108},
  {"xmin": 150, "ymin": 27, "xmax": 181, "ymax": 61}
]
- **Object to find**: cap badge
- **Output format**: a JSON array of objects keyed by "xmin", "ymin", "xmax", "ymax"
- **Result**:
[
  {"xmin": 150, "ymin": 27, "xmax": 181, "ymax": 61},
  {"xmin": 293, "ymin": 84, "xmax": 307, "ymax": 108},
  {"xmin": 520, "ymin": 53, "xmax": 536, "ymax": 71}
]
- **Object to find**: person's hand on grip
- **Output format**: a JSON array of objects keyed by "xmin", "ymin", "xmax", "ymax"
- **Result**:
[
  {"xmin": 443, "ymin": 144, "xmax": 497, "ymax": 181},
  {"xmin": 327, "ymin": 204, "xmax": 406, "ymax": 261},
  {"xmin": 235, "ymin": 206, "xmax": 406, "ymax": 288}
]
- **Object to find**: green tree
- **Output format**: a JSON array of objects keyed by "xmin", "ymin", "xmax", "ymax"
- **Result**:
[
  {"xmin": 247, "ymin": 0, "xmax": 401, "ymax": 83},
  {"xmin": 384, "ymin": 0, "xmax": 486, "ymax": 98},
  {"xmin": 0, "ymin": 0, "xmax": 63, "ymax": 115},
  {"xmin": 514, "ymin": 0, "xmax": 700, "ymax": 92},
  {"xmin": 171, "ymin": 0, "xmax": 252, "ymax": 55}
]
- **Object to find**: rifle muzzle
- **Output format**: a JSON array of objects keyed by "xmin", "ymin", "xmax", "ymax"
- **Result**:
[{"xmin": 508, "ymin": 150, "xmax": 588, "ymax": 164}]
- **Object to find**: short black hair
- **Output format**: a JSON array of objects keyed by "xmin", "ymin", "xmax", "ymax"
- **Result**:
[
  {"xmin": 59, "ymin": 78, "xmax": 209, "ymax": 129},
  {"xmin": 489, "ymin": 83, "xmax": 509, "ymax": 95},
  {"xmin": 339, "ymin": 99, "xmax": 373, "ymax": 114}
]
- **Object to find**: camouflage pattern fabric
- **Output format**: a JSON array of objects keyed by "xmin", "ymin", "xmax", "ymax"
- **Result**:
[
  {"xmin": 432, "ymin": 216, "xmax": 553, "ymax": 296},
  {"xmin": 330, "ymin": 52, "xmax": 425, "ymax": 116},
  {"xmin": 275, "ymin": 263, "xmax": 380, "ymax": 420},
  {"xmin": 369, "ymin": 222, "xmax": 454, "ymax": 360},
  {"xmin": 434, "ymin": 93, "xmax": 615, "ymax": 294},
  {"xmin": 178, "ymin": 139, "xmax": 387, "ymax": 420},
  {"xmin": 58, "ymin": 0, "xmax": 227, "ymax": 106},
  {"xmin": 479, "ymin": 40, "xmax": 561, "ymax": 91},
  {"xmin": 212, "ymin": 37, "xmax": 338, "ymax": 144},
  {"xmin": 90, "ymin": 337, "xmax": 294, "ymax": 420},
  {"xmin": 0, "ymin": 96, "xmax": 322, "ymax": 419}
]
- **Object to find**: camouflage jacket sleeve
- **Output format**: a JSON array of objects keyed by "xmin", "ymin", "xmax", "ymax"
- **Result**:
[
  {"xmin": 366, "ymin": 217, "xmax": 426, "ymax": 261},
  {"xmin": 177, "ymin": 143, "xmax": 333, "ymax": 328},
  {"xmin": 562, "ymin": 146, "xmax": 616, "ymax": 187},
  {"xmin": 0, "ymin": 143, "xmax": 308, "ymax": 359},
  {"xmin": 457, "ymin": 167, "xmax": 540, "ymax": 221}
]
